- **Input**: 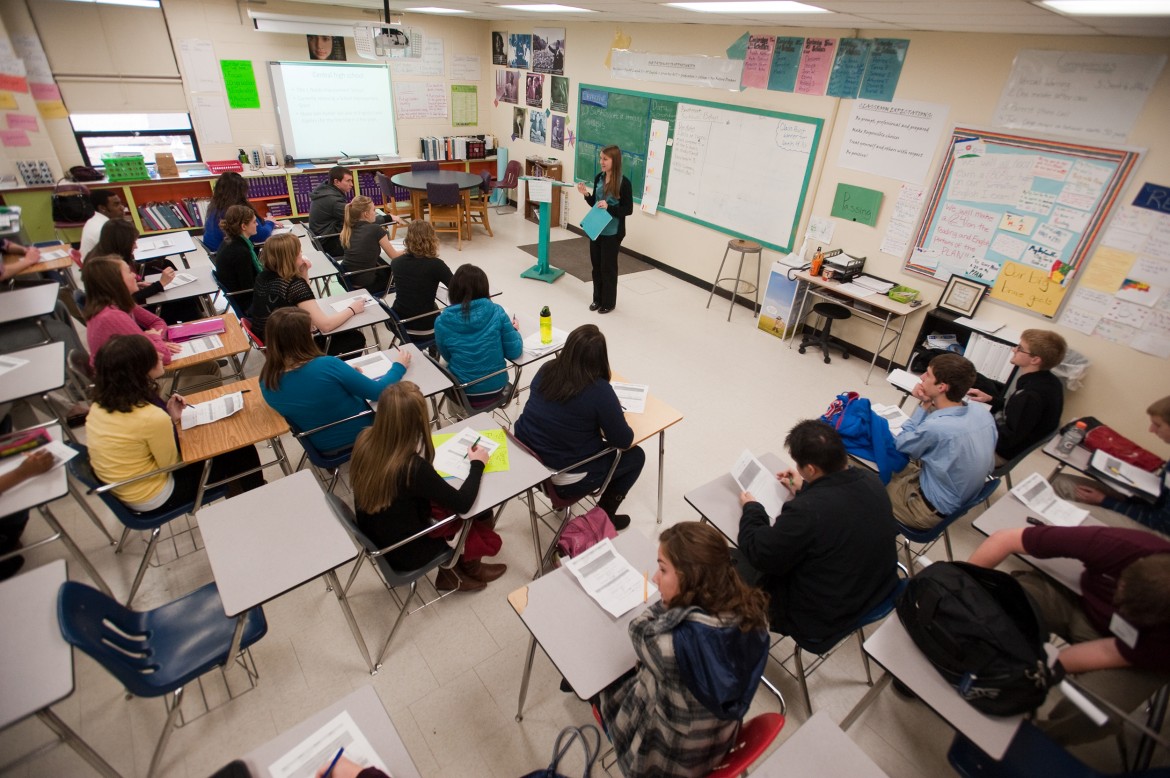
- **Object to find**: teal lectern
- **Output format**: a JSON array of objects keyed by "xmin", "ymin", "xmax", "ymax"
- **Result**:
[{"xmin": 519, "ymin": 176, "xmax": 572, "ymax": 283}]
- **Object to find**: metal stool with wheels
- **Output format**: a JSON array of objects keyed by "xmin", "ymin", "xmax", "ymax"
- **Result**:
[
  {"xmin": 706, "ymin": 239, "xmax": 763, "ymax": 322},
  {"xmin": 798, "ymin": 302, "xmax": 851, "ymax": 363}
]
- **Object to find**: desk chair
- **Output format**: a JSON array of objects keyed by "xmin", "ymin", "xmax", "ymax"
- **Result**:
[
  {"xmin": 707, "ymin": 712, "xmax": 787, "ymax": 778},
  {"xmin": 896, "ymin": 478, "xmax": 1001, "ymax": 571},
  {"xmin": 517, "ymin": 441, "xmax": 623, "ymax": 576},
  {"xmin": 68, "ymin": 445, "xmax": 229, "ymax": 606},
  {"xmin": 375, "ymin": 172, "xmax": 411, "ymax": 239},
  {"xmin": 286, "ymin": 411, "xmax": 373, "ymax": 493},
  {"xmin": 327, "ymin": 493, "xmax": 473, "ymax": 672},
  {"xmin": 988, "ymin": 435, "xmax": 1052, "ymax": 496},
  {"xmin": 466, "ymin": 170, "xmax": 494, "ymax": 237},
  {"xmin": 798, "ymin": 302, "xmax": 852, "ymax": 364},
  {"xmin": 209, "ymin": 268, "xmax": 253, "ymax": 321},
  {"xmin": 431, "ymin": 358, "xmax": 520, "ymax": 427},
  {"xmin": 411, "ymin": 161, "xmax": 440, "ymax": 172},
  {"xmin": 492, "ymin": 160, "xmax": 522, "ymax": 214},
  {"xmin": 57, "ymin": 580, "xmax": 267, "ymax": 778},
  {"xmin": 426, "ymin": 183, "xmax": 463, "ymax": 251},
  {"xmin": 386, "ymin": 307, "xmax": 438, "ymax": 353},
  {"xmin": 764, "ymin": 565, "xmax": 908, "ymax": 716},
  {"xmin": 239, "ymin": 317, "xmax": 265, "ymax": 352}
]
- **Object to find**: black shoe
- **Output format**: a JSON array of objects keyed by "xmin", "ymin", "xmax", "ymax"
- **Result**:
[
  {"xmin": 892, "ymin": 678, "xmax": 919, "ymax": 700},
  {"xmin": 609, "ymin": 514, "xmax": 631, "ymax": 531},
  {"xmin": 0, "ymin": 554, "xmax": 25, "ymax": 582},
  {"xmin": 559, "ymin": 677, "xmax": 574, "ymax": 693},
  {"xmin": 598, "ymin": 307, "xmax": 613, "ymax": 314},
  {"xmin": 589, "ymin": 302, "xmax": 600, "ymax": 311}
]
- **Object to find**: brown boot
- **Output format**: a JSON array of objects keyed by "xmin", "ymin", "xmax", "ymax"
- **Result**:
[
  {"xmin": 459, "ymin": 559, "xmax": 507, "ymax": 583},
  {"xmin": 435, "ymin": 566, "xmax": 485, "ymax": 592}
]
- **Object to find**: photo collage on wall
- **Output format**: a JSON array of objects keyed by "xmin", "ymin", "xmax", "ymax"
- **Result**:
[{"xmin": 493, "ymin": 27, "xmax": 568, "ymax": 148}]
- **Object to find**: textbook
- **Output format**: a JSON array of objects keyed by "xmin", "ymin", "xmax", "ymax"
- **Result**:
[{"xmin": 168, "ymin": 318, "xmax": 225, "ymax": 342}]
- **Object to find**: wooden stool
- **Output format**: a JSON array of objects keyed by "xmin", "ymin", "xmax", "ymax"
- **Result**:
[
  {"xmin": 706, "ymin": 239, "xmax": 763, "ymax": 322},
  {"xmin": 799, "ymin": 302, "xmax": 851, "ymax": 363}
]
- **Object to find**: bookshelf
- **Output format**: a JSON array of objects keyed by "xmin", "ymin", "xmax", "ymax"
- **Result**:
[
  {"xmin": 910, "ymin": 308, "xmax": 1018, "ymax": 390},
  {"xmin": 524, "ymin": 157, "xmax": 562, "ymax": 228}
]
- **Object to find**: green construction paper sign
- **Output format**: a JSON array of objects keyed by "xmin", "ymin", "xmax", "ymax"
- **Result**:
[
  {"xmin": 726, "ymin": 32, "xmax": 749, "ymax": 60},
  {"xmin": 220, "ymin": 60, "xmax": 260, "ymax": 109},
  {"xmin": 831, "ymin": 183, "xmax": 882, "ymax": 227}
]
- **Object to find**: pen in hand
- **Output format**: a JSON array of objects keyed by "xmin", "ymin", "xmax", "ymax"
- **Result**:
[
  {"xmin": 464, "ymin": 435, "xmax": 482, "ymax": 459},
  {"xmin": 321, "ymin": 747, "xmax": 345, "ymax": 778}
]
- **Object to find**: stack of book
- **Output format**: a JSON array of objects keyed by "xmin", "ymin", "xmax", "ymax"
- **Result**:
[
  {"xmin": 245, "ymin": 176, "xmax": 289, "ymax": 198},
  {"xmin": 137, "ymin": 197, "xmax": 210, "ymax": 232},
  {"xmin": 965, "ymin": 333, "xmax": 1015, "ymax": 382},
  {"xmin": 419, "ymin": 135, "xmax": 495, "ymax": 161}
]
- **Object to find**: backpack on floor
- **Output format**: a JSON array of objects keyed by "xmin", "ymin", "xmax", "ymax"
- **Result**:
[{"xmin": 896, "ymin": 561, "xmax": 1057, "ymax": 716}]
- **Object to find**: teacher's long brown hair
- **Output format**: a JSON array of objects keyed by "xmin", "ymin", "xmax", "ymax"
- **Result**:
[{"xmin": 601, "ymin": 145, "xmax": 623, "ymax": 200}]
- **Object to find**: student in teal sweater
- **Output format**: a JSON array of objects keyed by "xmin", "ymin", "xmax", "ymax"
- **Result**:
[
  {"xmin": 259, "ymin": 307, "xmax": 410, "ymax": 453},
  {"xmin": 434, "ymin": 264, "xmax": 522, "ymax": 405}
]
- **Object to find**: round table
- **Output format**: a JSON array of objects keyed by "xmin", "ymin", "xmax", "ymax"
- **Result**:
[{"xmin": 390, "ymin": 170, "xmax": 484, "ymax": 225}]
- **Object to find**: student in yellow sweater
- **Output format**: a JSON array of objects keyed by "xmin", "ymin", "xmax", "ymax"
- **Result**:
[{"xmin": 86, "ymin": 334, "xmax": 264, "ymax": 512}]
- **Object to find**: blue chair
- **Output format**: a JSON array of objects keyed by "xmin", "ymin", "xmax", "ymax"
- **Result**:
[
  {"xmin": 426, "ymin": 182, "xmax": 463, "ymax": 250},
  {"xmin": 67, "ymin": 444, "xmax": 228, "ymax": 605},
  {"xmin": 763, "ymin": 564, "xmax": 908, "ymax": 716},
  {"xmin": 57, "ymin": 580, "xmax": 267, "ymax": 777},
  {"xmin": 326, "ymin": 493, "xmax": 472, "ymax": 670},
  {"xmin": 896, "ymin": 478, "xmax": 1002, "ymax": 570},
  {"xmin": 286, "ymin": 411, "xmax": 373, "ymax": 493},
  {"xmin": 209, "ymin": 268, "xmax": 251, "ymax": 320}
]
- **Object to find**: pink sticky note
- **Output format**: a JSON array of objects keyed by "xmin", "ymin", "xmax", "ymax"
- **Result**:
[
  {"xmin": 30, "ymin": 82, "xmax": 60, "ymax": 101},
  {"xmin": 0, "ymin": 74, "xmax": 28, "ymax": 93},
  {"xmin": 0, "ymin": 129, "xmax": 30, "ymax": 147},
  {"xmin": 5, "ymin": 113, "xmax": 38, "ymax": 131}
]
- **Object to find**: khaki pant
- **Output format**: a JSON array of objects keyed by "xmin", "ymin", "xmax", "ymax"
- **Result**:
[
  {"xmin": 886, "ymin": 462, "xmax": 944, "ymax": 530},
  {"xmin": 1051, "ymin": 474, "xmax": 1148, "ymax": 530},
  {"xmin": 1015, "ymin": 570, "xmax": 1170, "ymax": 745}
]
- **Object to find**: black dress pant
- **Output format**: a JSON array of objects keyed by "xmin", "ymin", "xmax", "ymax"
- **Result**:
[{"xmin": 589, "ymin": 233, "xmax": 622, "ymax": 309}]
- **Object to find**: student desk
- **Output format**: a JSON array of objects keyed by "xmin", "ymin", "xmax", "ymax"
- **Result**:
[
  {"xmin": 1039, "ymin": 431, "xmax": 1138, "ymax": 499},
  {"xmin": 4, "ymin": 244, "xmax": 76, "ymax": 287},
  {"xmin": 614, "ymin": 372, "xmax": 684, "ymax": 524},
  {"xmin": 164, "ymin": 312, "xmax": 251, "ymax": 392},
  {"xmin": 198, "ymin": 470, "xmax": 376, "ymax": 673},
  {"xmin": 0, "ymin": 424, "xmax": 113, "ymax": 597},
  {"xmin": 0, "ymin": 560, "xmax": 121, "ymax": 778},
  {"xmin": 787, "ymin": 270, "xmax": 925, "ymax": 385},
  {"xmin": 0, "ymin": 282, "xmax": 60, "ymax": 345},
  {"xmin": 684, "ymin": 452, "xmax": 787, "ymax": 543},
  {"xmin": 241, "ymin": 685, "xmax": 421, "ymax": 778},
  {"xmin": 752, "ymin": 710, "xmax": 888, "ymax": 777},
  {"xmin": 0, "ymin": 341, "xmax": 64, "ymax": 406},
  {"xmin": 297, "ymin": 234, "xmax": 344, "ymax": 296},
  {"xmin": 390, "ymin": 170, "xmax": 483, "ymax": 228},
  {"xmin": 133, "ymin": 231, "xmax": 198, "ymax": 269},
  {"xmin": 510, "ymin": 529, "xmax": 658, "ymax": 720},
  {"xmin": 841, "ymin": 617, "xmax": 1023, "ymax": 760},
  {"xmin": 507, "ymin": 312, "xmax": 566, "ymax": 392},
  {"xmin": 143, "ymin": 265, "xmax": 221, "ymax": 317},
  {"xmin": 384, "ymin": 342, "xmax": 453, "ymax": 424},
  {"xmin": 176, "ymin": 375, "xmax": 293, "ymax": 507},
  {"xmin": 315, "ymin": 290, "xmax": 390, "ymax": 352}
]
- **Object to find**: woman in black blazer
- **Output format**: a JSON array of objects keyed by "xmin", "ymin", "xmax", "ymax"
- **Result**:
[{"xmin": 576, "ymin": 145, "xmax": 633, "ymax": 314}]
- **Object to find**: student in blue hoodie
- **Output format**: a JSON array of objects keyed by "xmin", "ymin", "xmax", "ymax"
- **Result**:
[
  {"xmin": 434, "ymin": 264, "xmax": 522, "ymax": 407},
  {"xmin": 600, "ymin": 521, "xmax": 769, "ymax": 778}
]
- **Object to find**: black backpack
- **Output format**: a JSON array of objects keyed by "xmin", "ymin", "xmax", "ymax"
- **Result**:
[{"xmin": 896, "ymin": 561, "xmax": 1057, "ymax": 716}]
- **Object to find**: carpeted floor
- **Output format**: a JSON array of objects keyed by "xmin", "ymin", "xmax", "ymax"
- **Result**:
[{"xmin": 517, "ymin": 237, "xmax": 654, "ymax": 283}]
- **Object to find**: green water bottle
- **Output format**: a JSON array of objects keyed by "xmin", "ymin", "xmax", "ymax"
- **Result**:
[{"xmin": 539, "ymin": 305, "xmax": 552, "ymax": 345}]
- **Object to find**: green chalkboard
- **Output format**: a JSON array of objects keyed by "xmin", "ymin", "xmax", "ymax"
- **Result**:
[{"xmin": 575, "ymin": 84, "xmax": 822, "ymax": 253}]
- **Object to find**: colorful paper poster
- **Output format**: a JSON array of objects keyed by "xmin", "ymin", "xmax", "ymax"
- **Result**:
[
  {"xmin": 831, "ymin": 183, "xmax": 882, "ymax": 226},
  {"xmin": 1115, "ymin": 278, "xmax": 1166, "ymax": 307},
  {"xmin": 859, "ymin": 39, "xmax": 910, "ymax": 102},
  {"xmin": 5, "ymin": 113, "xmax": 37, "ymax": 131},
  {"xmin": 451, "ymin": 85, "xmax": 477, "ymax": 126},
  {"xmin": 826, "ymin": 38, "xmax": 872, "ymax": 99},
  {"xmin": 1079, "ymin": 246, "xmax": 1136, "ymax": 292},
  {"xmin": 0, "ymin": 129, "xmax": 29, "ymax": 147},
  {"xmin": 767, "ymin": 37, "xmax": 803, "ymax": 93},
  {"xmin": 795, "ymin": 38, "xmax": 836, "ymax": 96},
  {"xmin": 220, "ymin": 60, "xmax": 260, "ymax": 109},
  {"xmin": 1134, "ymin": 182, "xmax": 1170, "ymax": 216},
  {"xmin": 990, "ymin": 260, "xmax": 1067, "ymax": 317},
  {"xmin": 741, "ymin": 36, "xmax": 775, "ymax": 90},
  {"xmin": 0, "ymin": 92, "xmax": 15, "ymax": 109},
  {"xmin": 29, "ymin": 82, "xmax": 59, "ymax": 101}
]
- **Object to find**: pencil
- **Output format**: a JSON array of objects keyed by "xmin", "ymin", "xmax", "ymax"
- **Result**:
[
  {"xmin": 322, "ymin": 747, "xmax": 345, "ymax": 778},
  {"xmin": 643, "ymin": 571, "xmax": 648, "ymax": 602}
]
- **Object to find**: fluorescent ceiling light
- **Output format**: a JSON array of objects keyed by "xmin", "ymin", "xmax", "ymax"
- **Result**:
[
  {"xmin": 497, "ymin": 4, "xmax": 597, "ymax": 12},
  {"xmin": 58, "ymin": 0, "xmax": 161, "ymax": 7},
  {"xmin": 1037, "ymin": 0, "xmax": 1170, "ymax": 14},
  {"xmin": 405, "ymin": 6, "xmax": 470, "ymax": 12},
  {"xmin": 664, "ymin": 1, "xmax": 829, "ymax": 12}
]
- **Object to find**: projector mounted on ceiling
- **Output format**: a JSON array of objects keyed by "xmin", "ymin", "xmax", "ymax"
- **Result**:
[{"xmin": 353, "ymin": 23, "xmax": 417, "ymax": 59}]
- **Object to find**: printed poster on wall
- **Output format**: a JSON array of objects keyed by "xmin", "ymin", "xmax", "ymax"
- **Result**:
[
  {"xmin": 994, "ymin": 50, "xmax": 1166, "ymax": 143},
  {"xmin": 767, "ymin": 37, "xmax": 803, "ymax": 93},
  {"xmin": 838, "ymin": 99, "xmax": 949, "ymax": 184},
  {"xmin": 551, "ymin": 115, "xmax": 565, "ymax": 151},
  {"xmin": 219, "ymin": 60, "xmax": 260, "ymax": 109},
  {"xmin": 795, "ymin": 38, "xmax": 836, "ymax": 96},
  {"xmin": 529, "ymin": 109, "xmax": 547, "ymax": 145},
  {"xmin": 532, "ymin": 28, "xmax": 565, "ymax": 75},
  {"xmin": 451, "ymin": 85, "xmax": 477, "ymax": 126},
  {"xmin": 508, "ymin": 34, "xmax": 531, "ymax": 69},
  {"xmin": 859, "ymin": 39, "xmax": 910, "ymax": 102},
  {"xmin": 826, "ymin": 38, "xmax": 872, "ymax": 99},
  {"xmin": 741, "ymin": 36, "xmax": 775, "ymax": 90},
  {"xmin": 525, "ymin": 72, "xmax": 544, "ymax": 107},
  {"xmin": 491, "ymin": 31, "xmax": 507, "ymax": 66},
  {"xmin": 550, "ymin": 76, "xmax": 569, "ymax": 113},
  {"xmin": 496, "ymin": 70, "xmax": 519, "ymax": 104}
]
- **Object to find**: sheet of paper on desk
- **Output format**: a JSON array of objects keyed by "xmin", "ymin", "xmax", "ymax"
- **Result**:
[
  {"xmin": 0, "ymin": 439, "xmax": 77, "ymax": 480},
  {"xmin": 835, "ymin": 282, "xmax": 877, "ymax": 298},
  {"xmin": 433, "ymin": 426, "xmax": 506, "ymax": 479},
  {"xmin": 139, "ymin": 238, "xmax": 175, "ymax": 252},
  {"xmin": 0, "ymin": 354, "xmax": 29, "ymax": 377},
  {"xmin": 1089, "ymin": 450, "xmax": 1161, "ymax": 500},
  {"xmin": 37, "ymin": 247, "xmax": 70, "ymax": 262},
  {"xmin": 564, "ymin": 537, "xmax": 657, "ymax": 618},
  {"xmin": 172, "ymin": 334, "xmax": 222, "ymax": 361},
  {"xmin": 180, "ymin": 391, "xmax": 244, "ymax": 430},
  {"xmin": 523, "ymin": 327, "xmax": 568, "ymax": 356},
  {"xmin": 611, "ymin": 381, "xmax": 648, "ymax": 414},
  {"xmin": 731, "ymin": 449, "xmax": 789, "ymax": 521},
  {"xmin": 872, "ymin": 403, "xmax": 910, "ymax": 434},
  {"xmin": 163, "ymin": 272, "xmax": 197, "ymax": 290},
  {"xmin": 266, "ymin": 709, "xmax": 387, "ymax": 778},
  {"xmin": 887, "ymin": 368, "xmax": 921, "ymax": 394},
  {"xmin": 349, "ymin": 351, "xmax": 395, "ymax": 379},
  {"xmin": 330, "ymin": 293, "xmax": 376, "ymax": 313},
  {"xmin": 1010, "ymin": 472, "xmax": 1088, "ymax": 526}
]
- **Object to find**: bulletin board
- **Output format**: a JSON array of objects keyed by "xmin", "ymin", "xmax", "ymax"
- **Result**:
[
  {"xmin": 575, "ymin": 84, "xmax": 823, "ymax": 253},
  {"xmin": 907, "ymin": 126, "xmax": 1141, "ymax": 317}
]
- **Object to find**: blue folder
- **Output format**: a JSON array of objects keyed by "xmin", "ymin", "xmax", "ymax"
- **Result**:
[{"xmin": 580, "ymin": 206, "xmax": 614, "ymax": 241}]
